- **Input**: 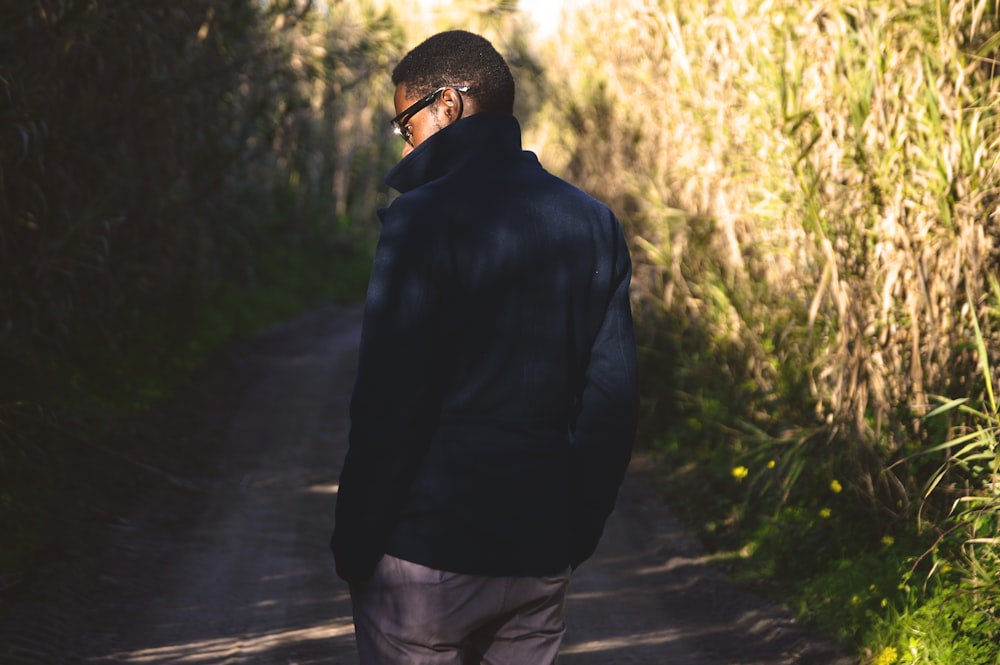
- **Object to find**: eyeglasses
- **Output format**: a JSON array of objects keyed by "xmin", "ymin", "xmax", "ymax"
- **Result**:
[{"xmin": 391, "ymin": 85, "xmax": 469, "ymax": 144}]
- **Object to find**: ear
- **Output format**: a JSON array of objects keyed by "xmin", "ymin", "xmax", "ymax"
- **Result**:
[{"xmin": 438, "ymin": 87, "xmax": 468, "ymax": 124}]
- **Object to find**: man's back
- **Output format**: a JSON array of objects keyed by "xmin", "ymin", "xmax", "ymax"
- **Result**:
[
  {"xmin": 338, "ymin": 112, "xmax": 634, "ymax": 581},
  {"xmin": 331, "ymin": 28, "xmax": 636, "ymax": 665},
  {"xmin": 359, "ymin": 114, "xmax": 632, "ymax": 576}
]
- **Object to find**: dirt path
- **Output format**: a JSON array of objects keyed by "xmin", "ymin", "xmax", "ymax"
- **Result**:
[{"xmin": 3, "ymin": 306, "xmax": 856, "ymax": 664}]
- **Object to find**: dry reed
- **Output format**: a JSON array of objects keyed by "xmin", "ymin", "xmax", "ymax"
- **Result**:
[{"xmin": 530, "ymin": 0, "xmax": 1000, "ymax": 518}]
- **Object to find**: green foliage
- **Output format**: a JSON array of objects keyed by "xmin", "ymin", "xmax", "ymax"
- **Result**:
[
  {"xmin": 910, "ymin": 282, "xmax": 1000, "ymax": 658},
  {"xmin": 791, "ymin": 544, "xmax": 999, "ymax": 665},
  {"xmin": 0, "ymin": 0, "xmax": 400, "ymax": 578}
]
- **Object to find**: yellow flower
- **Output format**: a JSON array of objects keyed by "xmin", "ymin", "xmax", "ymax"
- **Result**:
[
  {"xmin": 881, "ymin": 535, "xmax": 895, "ymax": 547},
  {"xmin": 767, "ymin": 459, "xmax": 776, "ymax": 469},
  {"xmin": 830, "ymin": 479, "xmax": 843, "ymax": 493},
  {"xmin": 851, "ymin": 595, "xmax": 860, "ymax": 605},
  {"xmin": 874, "ymin": 646, "xmax": 898, "ymax": 665},
  {"xmin": 731, "ymin": 466, "xmax": 749, "ymax": 480},
  {"xmin": 880, "ymin": 598, "xmax": 889, "ymax": 608},
  {"xmin": 819, "ymin": 507, "xmax": 832, "ymax": 518}
]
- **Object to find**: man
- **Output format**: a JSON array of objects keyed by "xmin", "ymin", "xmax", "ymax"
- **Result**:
[{"xmin": 331, "ymin": 30, "xmax": 637, "ymax": 664}]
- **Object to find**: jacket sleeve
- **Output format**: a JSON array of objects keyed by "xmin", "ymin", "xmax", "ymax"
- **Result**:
[
  {"xmin": 331, "ymin": 201, "xmax": 446, "ymax": 585},
  {"xmin": 570, "ymin": 221, "xmax": 638, "ymax": 569}
]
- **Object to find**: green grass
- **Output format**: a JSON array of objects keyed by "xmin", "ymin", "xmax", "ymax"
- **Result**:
[
  {"xmin": 647, "ymin": 424, "xmax": 1000, "ymax": 663},
  {"xmin": 638, "ymin": 278, "xmax": 1000, "ymax": 662}
]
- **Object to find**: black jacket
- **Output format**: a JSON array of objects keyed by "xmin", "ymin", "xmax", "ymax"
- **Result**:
[{"xmin": 331, "ymin": 114, "xmax": 637, "ymax": 585}]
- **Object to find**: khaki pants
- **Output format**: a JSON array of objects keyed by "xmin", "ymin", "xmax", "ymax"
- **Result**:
[{"xmin": 351, "ymin": 555, "xmax": 570, "ymax": 665}]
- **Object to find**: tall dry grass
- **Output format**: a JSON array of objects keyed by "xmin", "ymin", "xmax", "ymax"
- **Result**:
[
  {"xmin": 531, "ymin": 0, "xmax": 1000, "ymax": 517},
  {"xmin": 526, "ymin": 2, "xmax": 1000, "ymax": 654}
]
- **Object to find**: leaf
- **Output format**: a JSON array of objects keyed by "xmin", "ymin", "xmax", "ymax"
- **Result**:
[
  {"xmin": 924, "ymin": 396, "xmax": 970, "ymax": 419},
  {"xmin": 967, "ymin": 277, "xmax": 997, "ymax": 414}
]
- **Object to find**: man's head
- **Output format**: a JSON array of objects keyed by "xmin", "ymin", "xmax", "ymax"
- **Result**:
[{"xmin": 390, "ymin": 30, "xmax": 514, "ymax": 155}]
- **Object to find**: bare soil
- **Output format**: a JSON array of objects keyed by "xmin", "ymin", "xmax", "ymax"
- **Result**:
[{"xmin": 0, "ymin": 305, "xmax": 857, "ymax": 664}]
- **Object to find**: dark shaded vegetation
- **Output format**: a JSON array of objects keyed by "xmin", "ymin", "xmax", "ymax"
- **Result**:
[{"xmin": 0, "ymin": 0, "xmax": 400, "ymax": 581}]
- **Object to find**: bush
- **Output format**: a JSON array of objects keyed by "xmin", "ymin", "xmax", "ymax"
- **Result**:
[{"xmin": 0, "ymin": 0, "xmax": 401, "ymax": 578}]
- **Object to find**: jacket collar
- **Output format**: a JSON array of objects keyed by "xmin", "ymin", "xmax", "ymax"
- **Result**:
[{"xmin": 385, "ymin": 114, "xmax": 523, "ymax": 193}]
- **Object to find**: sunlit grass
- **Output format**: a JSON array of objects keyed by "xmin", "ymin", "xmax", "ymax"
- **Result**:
[{"xmin": 528, "ymin": 0, "xmax": 1000, "ymax": 661}]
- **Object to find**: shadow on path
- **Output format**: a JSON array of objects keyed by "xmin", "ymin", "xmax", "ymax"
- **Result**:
[
  {"xmin": 72, "ymin": 306, "xmax": 364, "ymax": 664},
  {"xmin": 2, "ymin": 306, "xmax": 855, "ymax": 664}
]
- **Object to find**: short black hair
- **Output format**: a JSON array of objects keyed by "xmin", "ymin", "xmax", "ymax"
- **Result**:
[{"xmin": 391, "ymin": 30, "xmax": 515, "ymax": 115}]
